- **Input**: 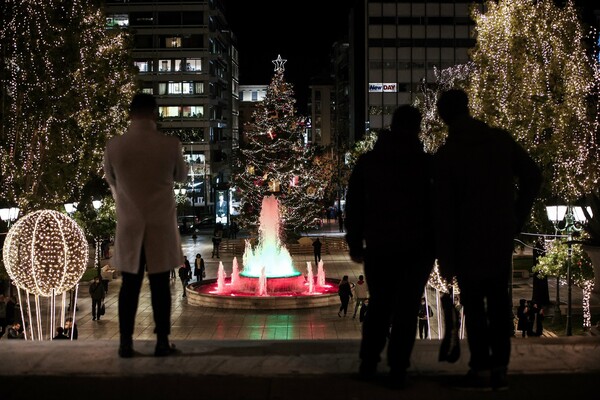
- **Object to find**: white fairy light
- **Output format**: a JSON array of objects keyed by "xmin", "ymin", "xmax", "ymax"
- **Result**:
[{"xmin": 3, "ymin": 210, "xmax": 88, "ymax": 296}]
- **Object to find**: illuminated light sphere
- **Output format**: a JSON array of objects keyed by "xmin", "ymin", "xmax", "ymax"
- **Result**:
[{"xmin": 2, "ymin": 210, "xmax": 89, "ymax": 296}]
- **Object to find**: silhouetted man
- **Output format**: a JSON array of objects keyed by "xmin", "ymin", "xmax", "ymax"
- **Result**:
[
  {"xmin": 345, "ymin": 105, "xmax": 435, "ymax": 389},
  {"xmin": 104, "ymin": 93, "xmax": 188, "ymax": 358},
  {"xmin": 433, "ymin": 89, "xmax": 542, "ymax": 391}
]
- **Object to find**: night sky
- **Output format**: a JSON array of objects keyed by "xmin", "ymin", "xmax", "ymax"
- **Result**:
[
  {"xmin": 222, "ymin": 0, "xmax": 353, "ymax": 114},
  {"xmin": 222, "ymin": 0, "xmax": 598, "ymax": 115}
]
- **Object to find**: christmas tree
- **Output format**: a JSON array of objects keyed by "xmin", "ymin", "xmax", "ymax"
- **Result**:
[
  {"xmin": 0, "ymin": 0, "xmax": 137, "ymax": 212},
  {"xmin": 468, "ymin": 0, "xmax": 600, "ymax": 203},
  {"xmin": 233, "ymin": 55, "xmax": 327, "ymax": 234}
]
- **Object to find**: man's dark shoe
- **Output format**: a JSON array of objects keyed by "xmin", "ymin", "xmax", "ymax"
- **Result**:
[
  {"xmin": 154, "ymin": 343, "xmax": 180, "ymax": 357},
  {"xmin": 358, "ymin": 361, "xmax": 377, "ymax": 380},
  {"xmin": 491, "ymin": 368, "xmax": 509, "ymax": 391},
  {"xmin": 389, "ymin": 368, "xmax": 407, "ymax": 390},
  {"xmin": 452, "ymin": 369, "xmax": 492, "ymax": 391},
  {"xmin": 118, "ymin": 344, "xmax": 134, "ymax": 358}
]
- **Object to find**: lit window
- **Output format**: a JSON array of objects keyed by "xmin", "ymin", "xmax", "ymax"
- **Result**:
[
  {"xmin": 158, "ymin": 106, "xmax": 181, "ymax": 118},
  {"xmin": 159, "ymin": 59, "xmax": 171, "ymax": 72},
  {"xmin": 186, "ymin": 58, "xmax": 202, "ymax": 71},
  {"xmin": 166, "ymin": 37, "xmax": 181, "ymax": 48}
]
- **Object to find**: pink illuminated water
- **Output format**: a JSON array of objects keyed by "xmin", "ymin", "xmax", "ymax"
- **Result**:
[
  {"xmin": 201, "ymin": 195, "xmax": 336, "ymax": 297},
  {"xmin": 306, "ymin": 262, "xmax": 314, "ymax": 294}
]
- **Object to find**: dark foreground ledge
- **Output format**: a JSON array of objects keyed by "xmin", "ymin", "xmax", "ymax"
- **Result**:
[{"xmin": 1, "ymin": 338, "xmax": 599, "ymax": 400}]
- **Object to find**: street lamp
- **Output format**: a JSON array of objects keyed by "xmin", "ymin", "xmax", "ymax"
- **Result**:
[
  {"xmin": 0, "ymin": 207, "xmax": 20, "ymax": 228},
  {"xmin": 92, "ymin": 199, "xmax": 102, "ymax": 277},
  {"xmin": 64, "ymin": 202, "xmax": 78, "ymax": 215},
  {"xmin": 546, "ymin": 205, "xmax": 588, "ymax": 336}
]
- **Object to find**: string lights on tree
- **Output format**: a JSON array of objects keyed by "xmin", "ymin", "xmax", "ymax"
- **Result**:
[
  {"xmin": 233, "ymin": 55, "xmax": 330, "ymax": 233},
  {"xmin": 468, "ymin": 0, "xmax": 600, "ymax": 202},
  {"xmin": 0, "ymin": 0, "xmax": 137, "ymax": 212}
]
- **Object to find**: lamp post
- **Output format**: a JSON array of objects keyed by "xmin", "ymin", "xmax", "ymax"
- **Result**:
[
  {"xmin": 546, "ymin": 205, "xmax": 587, "ymax": 336},
  {"xmin": 0, "ymin": 207, "xmax": 20, "ymax": 228},
  {"xmin": 92, "ymin": 199, "xmax": 102, "ymax": 277}
]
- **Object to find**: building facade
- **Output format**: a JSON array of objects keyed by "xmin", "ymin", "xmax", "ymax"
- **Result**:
[{"xmin": 104, "ymin": 0, "xmax": 238, "ymax": 216}]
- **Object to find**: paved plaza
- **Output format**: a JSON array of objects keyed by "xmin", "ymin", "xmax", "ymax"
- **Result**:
[{"xmin": 1, "ymin": 221, "xmax": 599, "ymax": 399}]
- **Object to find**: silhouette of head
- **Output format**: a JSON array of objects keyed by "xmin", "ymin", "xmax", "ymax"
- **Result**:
[
  {"xmin": 129, "ymin": 93, "xmax": 157, "ymax": 119},
  {"xmin": 391, "ymin": 105, "xmax": 421, "ymax": 135},
  {"xmin": 437, "ymin": 89, "xmax": 470, "ymax": 124}
]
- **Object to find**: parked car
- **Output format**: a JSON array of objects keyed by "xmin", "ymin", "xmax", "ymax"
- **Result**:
[
  {"xmin": 193, "ymin": 216, "xmax": 215, "ymax": 230},
  {"xmin": 177, "ymin": 215, "xmax": 197, "ymax": 234}
]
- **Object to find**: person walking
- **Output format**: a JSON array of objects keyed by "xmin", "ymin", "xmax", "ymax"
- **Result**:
[
  {"xmin": 352, "ymin": 275, "xmax": 369, "ymax": 319},
  {"xmin": 312, "ymin": 237, "xmax": 322, "ymax": 266},
  {"xmin": 528, "ymin": 301, "xmax": 544, "ymax": 337},
  {"xmin": 338, "ymin": 212, "xmax": 345, "ymax": 233},
  {"xmin": 103, "ymin": 92, "xmax": 188, "ymax": 358},
  {"xmin": 516, "ymin": 299, "xmax": 529, "ymax": 338},
  {"xmin": 212, "ymin": 227, "xmax": 222, "ymax": 258},
  {"xmin": 345, "ymin": 105, "xmax": 435, "ymax": 389},
  {"xmin": 337, "ymin": 275, "xmax": 353, "ymax": 317},
  {"xmin": 418, "ymin": 297, "xmax": 433, "ymax": 339},
  {"xmin": 179, "ymin": 262, "xmax": 192, "ymax": 297},
  {"xmin": 89, "ymin": 276, "xmax": 105, "ymax": 321},
  {"xmin": 194, "ymin": 253, "xmax": 205, "ymax": 283},
  {"xmin": 432, "ymin": 89, "xmax": 542, "ymax": 391}
]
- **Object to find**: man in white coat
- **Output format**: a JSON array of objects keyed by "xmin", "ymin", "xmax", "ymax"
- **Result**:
[{"xmin": 103, "ymin": 93, "xmax": 188, "ymax": 358}]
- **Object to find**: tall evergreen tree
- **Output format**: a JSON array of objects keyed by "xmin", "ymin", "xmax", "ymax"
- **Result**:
[
  {"xmin": 233, "ymin": 55, "xmax": 329, "ymax": 234},
  {"xmin": 468, "ymin": 0, "xmax": 600, "ymax": 203},
  {"xmin": 0, "ymin": 0, "xmax": 137, "ymax": 212}
]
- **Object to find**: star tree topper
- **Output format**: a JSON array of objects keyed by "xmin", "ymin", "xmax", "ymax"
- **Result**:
[{"xmin": 272, "ymin": 54, "xmax": 287, "ymax": 72}]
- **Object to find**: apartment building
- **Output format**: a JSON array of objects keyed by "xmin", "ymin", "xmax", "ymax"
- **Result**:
[
  {"xmin": 104, "ymin": 0, "xmax": 238, "ymax": 215},
  {"xmin": 349, "ymin": 0, "xmax": 480, "ymax": 139}
]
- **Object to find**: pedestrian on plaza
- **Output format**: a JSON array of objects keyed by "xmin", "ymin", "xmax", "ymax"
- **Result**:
[
  {"xmin": 359, "ymin": 298, "xmax": 369, "ymax": 323},
  {"xmin": 352, "ymin": 275, "xmax": 369, "ymax": 319},
  {"xmin": 53, "ymin": 326, "xmax": 69, "ymax": 340},
  {"xmin": 194, "ymin": 253, "xmax": 205, "ymax": 283},
  {"xmin": 338, "ymin": 212, "xmax": 345, "ymax": 232},
  {"xmin": 432, "ymin": 89, "xmax": 542, "ymax": 391},
  {"xmin": 212, "ymin": 226, "xmax": 222, "ymax": 258},
  {"xmin": 170, "ymin": 267, "xmax": 176, "ymax": 280},
  {"xmin": 179, "ymin": 262, "xmax": 191, "ymax": 297},
  {"xmin": 64, "ymin": 317, "xmax": 78, "ymax": 340},
  {"xmin": 7, "ymin": 321, "xmax": 24, "ymax": 339},
  {"xmin": 345, "ymin": 105, "xmax": 435, "ymax": 389},
  {"xmin": 528, "ymin": 301, "xmax": 544, "ymax": 337},
  {"xmin": 101, "ymin": 264, "xmax": 115, "ymax": 294},
  {"xmin": 230, "ymin": 220, "xmax": 239, "ymax": 239},
  {"xmin": 418, "ymin": 297, "xmax": 433, "ymax": 339},
  {"xmin": 89, "ymin": 276, "xmax": 105, "ymax": 321},
  {"xmin": 312, "ymin": 237, "xmax": 322, "ymax": 266},
  {"xmin": 103, "ymin": 92, "xmax": 188, "ymax": 358},
  {"xmin": 516, "ymin": 299, "xmax": 529, "ymax": 338},
  {"xmin": 337, "ymin": 275, "xmax": 353, "ymax": 317}
]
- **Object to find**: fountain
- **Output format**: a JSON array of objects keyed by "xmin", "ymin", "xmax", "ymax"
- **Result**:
[{"xmin": 187, "ymin": 195, "xmax": 340, "ymax": 309}]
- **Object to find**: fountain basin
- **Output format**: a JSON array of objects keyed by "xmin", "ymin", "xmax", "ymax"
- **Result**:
[{"xmin": 186, "ymin": 278, "xmax": 341, "ymax": 310}]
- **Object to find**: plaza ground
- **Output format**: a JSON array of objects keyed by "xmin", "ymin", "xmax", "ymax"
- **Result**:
[{"xmin": 1, "ymin": 220, "xmax": 599, "ymax": 399}]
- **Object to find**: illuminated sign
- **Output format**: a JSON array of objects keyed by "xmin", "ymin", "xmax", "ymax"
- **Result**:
[{"xmin": 369, "ymin": 83, "xmax": 398, "ymax": 92}]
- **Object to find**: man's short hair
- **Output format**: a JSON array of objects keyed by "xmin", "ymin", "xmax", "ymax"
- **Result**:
[
  {"xmin": 391, "ymin": 105, "xmax": 421, "ymax": 133},
  {"xmin": 129, "ymin": 93, "xmax": 157, "ymax": 116},
  {"xmin": 437, "ymin": 89, "xmax": 470, "ymax": 123}
]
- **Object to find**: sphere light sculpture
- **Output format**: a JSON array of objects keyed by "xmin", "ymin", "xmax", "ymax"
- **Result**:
[{"xmin": 3, "ymin": 209, "xmax": 88, "ymax": 296}]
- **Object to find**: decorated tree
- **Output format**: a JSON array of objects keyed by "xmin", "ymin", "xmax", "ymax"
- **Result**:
[
  {"xmin": 468, "ymin": 0, "xmax": 600, "ymax": 204},
  {"xmin": 233, "ymin": 55, "xmax": 330, "ymax": 234},
  {"xmin": 0, "ymin": 0, "xmax": 137, "ymax": 213}
]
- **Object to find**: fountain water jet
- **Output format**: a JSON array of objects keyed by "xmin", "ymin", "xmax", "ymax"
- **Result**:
[{"xmin": 188, "ymin": 195, "xmax": 340, "ymax": 309}]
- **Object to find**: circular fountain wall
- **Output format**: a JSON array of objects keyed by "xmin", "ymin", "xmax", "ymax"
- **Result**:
[
  {"xmin": 186, "ymin": 195, "xmax": 342, "ymax": 309},
  {"xmin": 187, "ymin": 277, "xmax": 341, "ymax": 310}
]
